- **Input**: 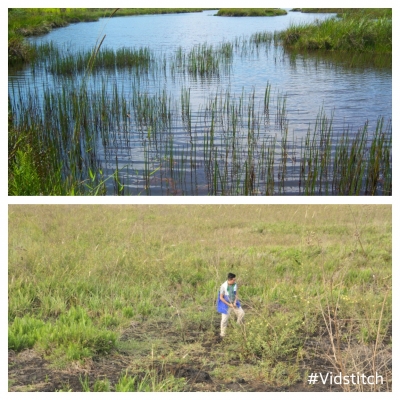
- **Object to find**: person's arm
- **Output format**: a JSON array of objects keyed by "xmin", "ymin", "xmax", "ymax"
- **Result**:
[{"xmin": 220, "ymin": 291, "xmax": 233, "ymax": 307}]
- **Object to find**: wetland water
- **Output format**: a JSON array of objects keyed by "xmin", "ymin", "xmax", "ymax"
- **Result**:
[{"xmin": 8, "ymin": 10, "xmax": 392, "ymax": 195}]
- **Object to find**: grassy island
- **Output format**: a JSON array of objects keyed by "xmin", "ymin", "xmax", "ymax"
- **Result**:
[{"xmin": 215, "ymin": 8, "xmax": 287, "ymax": 17}]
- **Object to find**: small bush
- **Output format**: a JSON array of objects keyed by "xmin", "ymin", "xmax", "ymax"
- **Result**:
[{"xmin": 231, "ymin": 313, "xmax": 303, "ymax": 362}]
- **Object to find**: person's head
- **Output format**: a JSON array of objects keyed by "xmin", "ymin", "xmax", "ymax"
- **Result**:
[{"xmin": 227, "ymin": 272, "xmax": 236, "ymax": 284}]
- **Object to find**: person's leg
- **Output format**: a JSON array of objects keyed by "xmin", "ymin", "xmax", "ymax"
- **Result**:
[
  {"xmin": 233, "ymin": 306, "xmax": 245, "ymax": 324},
  {"xmin": 220, "ymin": 310, "xmax": 231, "ymax": 337}
]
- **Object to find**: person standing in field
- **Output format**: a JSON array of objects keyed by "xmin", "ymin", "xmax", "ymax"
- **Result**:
[{"xmin": 217, "ymin": 272, "xmax": 245, "ymax": 337}]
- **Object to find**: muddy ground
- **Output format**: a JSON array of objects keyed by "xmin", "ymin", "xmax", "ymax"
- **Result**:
[{"xmin": 8, "ymin": 318, "xmax": 390, "ymax": 392}]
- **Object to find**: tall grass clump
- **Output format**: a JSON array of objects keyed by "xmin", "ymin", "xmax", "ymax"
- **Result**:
[
  {"xmin": 187, "ymin": 42, "xmax": 233, "ymax": 78},
  {"xmin": 299, "ymin": 114, "xmax": 391, "ymax": 195}
]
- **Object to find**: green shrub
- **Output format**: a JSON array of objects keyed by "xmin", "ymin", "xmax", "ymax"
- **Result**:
[{"xmin": 232, "ymin": 312, "xmax": 303, "ymax": 361}]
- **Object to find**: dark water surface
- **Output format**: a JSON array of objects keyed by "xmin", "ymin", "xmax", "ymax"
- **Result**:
[{"xmin": 8, "ymin": 10, "xmax": 392, "ymax": 195}]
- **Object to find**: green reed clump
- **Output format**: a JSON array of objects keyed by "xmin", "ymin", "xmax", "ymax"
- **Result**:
[
  {"xmin": 187, "ymin": 42, "xmax": 233, "ymax": 78},
  {"xmin": 364, "ymin": 118, "xmax": 392, "ymax": 195},
  {"xmin": 31, "ymin": 41, "xmax": 60, "ymax": 62},
  {"xmin": 132, "ymin": 88, "xmax": 173, "ymax": 135},
  {"xmin": 47, "ymin": 46, "xmax": 153, "ymax": 75},
  {"xmin": 115, "ymin": 47, "xmax": 152, "ymax": 70},
  {"xmin": 250, "ymin": 31, "xmax": 274, "ymax": 46},
  {"xmin": 331, "ymin": 125, "xmax": 368, "ymax": 195},
  {"xmin": 298, "ymin": 116, "xmax": 391, "ymax": 195}
]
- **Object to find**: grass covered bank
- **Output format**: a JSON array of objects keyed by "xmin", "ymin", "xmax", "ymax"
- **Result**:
[
  {"xmin": 9, "ymin": 205, "xmax": 392, "ymax": 391},
  {"xmin": 216, "ymin": 9, "xmax": 287, "ymax": 17},
  {"xmin": 8, "ymin": 8, "xmax": 206, "ymax": 64}
]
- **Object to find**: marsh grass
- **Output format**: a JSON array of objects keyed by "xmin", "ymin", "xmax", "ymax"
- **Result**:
[
  {"xmin": 9, "ymin": 74, "xmax": 392, "ymax": 196},
  {"xmin": 299, "ymin": 9, "xmax": 392, "ymax": 19},
  {"xmin": 216, "ymin": 9, "xmax": 287, "ymax": 17},
  {"xmin": 9, "ymin": 71, "xmax": 391, "ymax": 195},
  {"xmin": 8, "ymin": 205, "xmax": 392, "ymax": 391},
  {"xmin": 47, "ymin": 47, "xmax": 153, "ymax": 76}
]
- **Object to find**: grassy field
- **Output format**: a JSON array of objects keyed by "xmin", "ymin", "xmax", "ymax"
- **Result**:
[{"xmin": 8, "ymin": 205, "xmax": 392, "ymax": 391}]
